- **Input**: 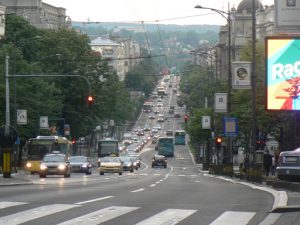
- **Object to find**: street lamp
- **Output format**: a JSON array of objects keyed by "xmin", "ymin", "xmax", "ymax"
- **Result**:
[{"xmin": 194, "ymin": 5, "xmax": 232, "ymax": 113}]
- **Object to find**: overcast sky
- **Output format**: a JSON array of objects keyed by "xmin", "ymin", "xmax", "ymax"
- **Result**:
[{"xmin": 43, "ymin": 0, "xmax": 274, "ymax": 25}]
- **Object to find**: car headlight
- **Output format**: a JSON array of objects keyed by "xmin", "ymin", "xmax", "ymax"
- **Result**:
[
  {"xmin": 81, "ymin": 164, "xmax": 87, "ymax": 168},
  {"xmin": 40, "ymin": 164, "xmax": 47, "ymax": 170},
  {"xmin": 26, "ymin": 162, "xmax": 32, "ymax": 168},
  {"xmin": 58, "ymin": 164, "xmax": 66, "ymax": 170}
]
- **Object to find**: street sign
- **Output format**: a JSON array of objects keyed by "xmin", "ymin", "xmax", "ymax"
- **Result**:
[
  {"xmin": 223, "ymin": 117, "xmax": 238, "ymax": 137},
  {"xmin": 202, "ymin": 116, "xmax": 211, "ymax": 129}
]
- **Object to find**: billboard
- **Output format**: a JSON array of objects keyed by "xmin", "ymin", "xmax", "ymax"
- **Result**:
[
  {"xmin": 275, "ymin": 0, "xmax": 300, "ymax": 28},
  {"xmin": 266, "ymin": 37, "xmax": 300, "ymax": 110}
]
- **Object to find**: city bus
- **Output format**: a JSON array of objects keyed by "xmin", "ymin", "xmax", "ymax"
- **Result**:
[
  {"xmin": 23, "ymin": 136, "xmax": 72, "ymax": 174},
  {"xmin": 143, "ymin": 101, "xmax": 153, "ymax": 113},
  {"xmin": 174, "ymin": 130, "xmax": 186, "ymax": 145},
  {"xmin": 97, "ymin": 139, "xmax": 119, "ymax": 158},
  {"xmin": 157, "ymin": 137, "xmax": 174, "ymax": 157}
]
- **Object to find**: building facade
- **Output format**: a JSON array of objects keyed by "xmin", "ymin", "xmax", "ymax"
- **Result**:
[
  {"xmin": 0, "ymin": 4, "xmax": 6, "ymax": 39},
  {"xmin": 0, "ymin": 0, "xmax": 70, "ymax": 29}
]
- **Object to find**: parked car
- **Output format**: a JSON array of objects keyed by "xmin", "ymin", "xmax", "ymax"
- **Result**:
[
  {"xmin": 99, "ymin": 157, "xmax": 123, "ymax": 175},
  {"xmin": 276, "ymin": 148, "xmax": 300, "ymax": 181},
  {"xmin": 69, "ymin": 156, "xmax": 92, "ymax": 175},
  {"xmin": 39, "ymin": 153, "xmax": 71, "ymax": 178},
  {"xmin": 151, "ymin": 155, "xmax": 167, "ymax": 168}
]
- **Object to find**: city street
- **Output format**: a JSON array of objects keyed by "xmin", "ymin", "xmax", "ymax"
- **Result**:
[{"xmin": 1, "ymin": 145, "xmax": 300, "ymax": 225}]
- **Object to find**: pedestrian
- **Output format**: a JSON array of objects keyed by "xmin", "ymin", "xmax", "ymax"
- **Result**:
[{"xmin": 263, "ymin": 150, "xmax": 272, "ymax": 176}]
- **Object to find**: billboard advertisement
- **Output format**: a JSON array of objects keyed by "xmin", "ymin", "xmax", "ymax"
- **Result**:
[
  {"xmin": 266, "ymin": 37, "xmax": 300, "ymax": 110},
  {"xmin": 275, "ymin": 0, "xmax": 300, "ymax": 28}
]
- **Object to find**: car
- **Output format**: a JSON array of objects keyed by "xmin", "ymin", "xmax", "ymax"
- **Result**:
[
  {"xmin": 151, "ymin": 128, "xmax": 158, "ymax": 134},
  {"xmin": 39, "ymin": 153, "xmax": 71, "ymax": 178},
  {"xmin": 166, "ymin": 130, "xmax": 173, "ymax": 136},
  {"xmin": 152, "ymin": 135, "xmax": 159, "ymax": 144},
  {"xmin": 99, "ymin": 157, "xmax": 123, "ymax": 175},
  {"xmin": 69, "ymin": 156, "xmax": 92, "ymax": 175},
  {"xmin": 151, "ymin": 155, "xmax": 167, "ymax": 168},
  {"xmin": 137, "ymin": 129, "xmax": 144, "ymax": 136},
  {"xmin": 148, "ymin": 114, "xmax": 156, "ymax": 119},
  {"xmin": 174, "ymin": 111, "xmax": 181, "ymax": 118},
  {"xmin": 119, "ymin": 156, "xmax": 134, "ymax": 172},
  {"xmin": 143, "ymin": 124, "xmax": 151, "ymax": 131},
  {"xmin": 157, "ymin": 114, "xmax": 165, "ymax": 122},
  {"xmin": 153, "ymin": 125, "xmax": 162, "ymax": 130},
  {"xmin": 153, "ymin": 108, "xmax": 160, "ymax": 114},
  {"xmin": 276, "ymin": 148, "xmax": 300, "ymax": 181},
  {"xmin": 130, "ymin": 156, "xmax": 141, "ymax": 169},
  {"xmin": 157, "ymin": 103, "xmax": 163, "ymax": 107},
  {"xmin": 157, "ymin": 98, "xmax": 162, "ymax": 102}
]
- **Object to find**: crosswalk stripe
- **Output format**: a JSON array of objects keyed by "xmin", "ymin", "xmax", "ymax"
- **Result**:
[
  {"xmin": 209, "ymin": 211, "xmax": 255, "ymax": 225},
  {"xmin": 58, "ymin": 206, "xmax": 139, "ymax": 225},
  {"xmin": 0, "ymin": 204, "xmax": 79, "ymax": 225},
  {"xmin": 0, "ymin": 201, "xmax": 27, "ymax": 209},
  {"xmin": 136, "ymin": 209, "xmax": 197, "ymax": 225}
]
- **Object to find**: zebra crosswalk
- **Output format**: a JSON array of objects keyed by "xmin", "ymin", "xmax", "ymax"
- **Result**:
[{"xmin": 0, "ymin": 201, "xmax": 278, "ymax": 225}]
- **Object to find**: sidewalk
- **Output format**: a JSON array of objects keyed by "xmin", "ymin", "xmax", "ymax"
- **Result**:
[{"xmin": 0, "ymin": 170, "xmax": 33, "ymax": 186}]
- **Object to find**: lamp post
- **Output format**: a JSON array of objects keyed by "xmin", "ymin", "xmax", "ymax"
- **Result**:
[
  {"xmin": 194, "ymin": 5, "xmax": 232, "ymax": 113},
  {"xmin": 195, "ymin": 5, "xmax": 233, "ymax": 169}
]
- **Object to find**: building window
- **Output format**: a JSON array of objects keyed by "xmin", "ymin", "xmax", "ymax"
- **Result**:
[{"xmin": 286, "ymin": 0, "xmax": 296, "ymax": 7}]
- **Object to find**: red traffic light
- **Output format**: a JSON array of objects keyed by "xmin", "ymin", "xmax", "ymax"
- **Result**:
[
  {"xmin": 72, "ymin": 139, "xmax": 76, "ymax": 144},
  {"xmin": 87, "ymin": 95, "xmax": 94, "ymax": 105}
]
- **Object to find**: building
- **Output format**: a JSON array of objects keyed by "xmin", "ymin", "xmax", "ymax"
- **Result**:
[
  {"xmin": 90, "ymin": 36, "xmax": 126, "ymax": 81},
  {"xmin": 0, "ymin": 4, "xmax": 6, "ymax": 39},
  {"xmin": 0, "ymin": 0, "xmax": 70, "ymax": 29}
]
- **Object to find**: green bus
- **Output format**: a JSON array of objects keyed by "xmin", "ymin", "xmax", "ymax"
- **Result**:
[
  {"xmin": 157, "ymin": 137, "xmax": 174, "ymax": 157},
  {"xmin": 174, "ymin": 130, "xmax": 186, "ymax": 145}
]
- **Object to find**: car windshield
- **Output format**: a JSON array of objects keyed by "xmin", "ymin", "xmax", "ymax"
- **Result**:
[
  {"xmin": 43, "ymin": 155, "xmax": 65, "ymax": 162},
  {"xmin": 102, "ymin": 157, "xmax": 120, "ymax": 163},
  {"xmin": 120, "ymin": 157, "xmax": 132, "ymax": 162},
  {"xmin": 69, "ymin": 156, "xmax": 86, "ymax": 163}
]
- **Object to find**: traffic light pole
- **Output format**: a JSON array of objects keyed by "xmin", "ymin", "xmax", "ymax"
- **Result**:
[{"xmin": 3, "ymin": 56, "xmax": 93, "ymax": 177}]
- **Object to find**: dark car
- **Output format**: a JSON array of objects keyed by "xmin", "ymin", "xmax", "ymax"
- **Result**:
[
  {"xmin": 39, "ymin": 153, "xmax": 71, "ymax": 178},
  {"xmin": 119, "ymin": 156, "xmax": 134, "ymax": 172},
  {"xmin": 151, "ymin": 155, "xmax": 167, "ymax": 168},
  {"xmin": 69, "ymin": 156, "xmax": 92, "ymax": 175},
  {"xmin": 166, "ymin": 130, "xmax": 173, "ymax": 136},
  {"xmin": 129, "ymin": 155, "xmax": 141, "ymax": 169}
]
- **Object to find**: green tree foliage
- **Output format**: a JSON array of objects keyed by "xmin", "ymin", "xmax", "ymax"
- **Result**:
[{"xmin": 0, "ymin": 15, "xmax": 134, "ymax": 140}]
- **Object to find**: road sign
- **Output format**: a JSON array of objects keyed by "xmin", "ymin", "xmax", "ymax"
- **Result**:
[{"xmin": 223, "ymin": 117, "xmax": 238, "ymax": 137}]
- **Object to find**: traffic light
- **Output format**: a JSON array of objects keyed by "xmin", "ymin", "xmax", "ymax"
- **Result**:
[
  {"xmin": 87, "ymin": 95, "xmax": 94, "ymax": 105},
  {"xmin": 215, "ymin": 137, "xmax": 222, "ymax": 150},
  {"xmin": 72, "ymin": 138, "xmax": 76, "ymax": 144}
]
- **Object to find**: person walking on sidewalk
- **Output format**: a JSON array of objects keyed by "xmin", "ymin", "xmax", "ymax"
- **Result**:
[{"xmin": 263, "ymin": 150, "xmax": 272, "ymax": 176}]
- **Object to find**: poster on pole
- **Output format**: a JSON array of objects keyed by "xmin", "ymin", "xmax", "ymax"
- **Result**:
[
  {"xmin": 202, "ymin": 116, "xmax": 211, "ymax": 129},
  {"xmin": 223, "ymin": 117, "xmax": 238, "ymax": 137},
  {"xmin": 232, "ymin": 61, "xmax": 251, "ymax": 89},
  {"xmin": 214, "ymin": 93, "xmax": 227, "ymax": 113},
  {"xmin": 17, "ymin": 109, "xmax": 27, "ymax": 125},
  {"xmin": 40, "ymin": 116, "xmax": 49, "ymax": 129}
]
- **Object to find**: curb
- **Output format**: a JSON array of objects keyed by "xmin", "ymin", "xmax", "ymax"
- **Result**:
[{"xmin": 203, "ymin": 173, "xmax": 288, "ymax": 211}]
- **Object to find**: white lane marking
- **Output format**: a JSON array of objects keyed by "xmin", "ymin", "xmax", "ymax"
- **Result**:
[
  {"xmin": 0, "ymin": 202, "xmax": 27, "ymax": 209},
  {"xmin": 136, "ymin": 209, "xmax": 197, "ymax": 225},
  {"xmin": 209, "ymin": 211, "xmax": 255, "ymax": 225},
  {"xmin": 75, "ymin": 196, "xmax": 114, "ymax": 205},
  {"xmin": 0, "ymin": 204, "xmax": 79, "ymax": 225},
  {"xmin": 58, "ymin": 206, "xmax": 139, "ymax": 225},
  {"xmin": 258, "ymin": 213, "xmax": 282, "ymax": 225},
  {"xmin": 131, "ymin": 188, "xmax": 145, "ymax": 193},
  {"xmin": 155, "ymin": 181, "xmax": 160, "ymax": 184},
  {"xmin": 150, "ymin": 184, "xmax": 156, "ymax": 187}
]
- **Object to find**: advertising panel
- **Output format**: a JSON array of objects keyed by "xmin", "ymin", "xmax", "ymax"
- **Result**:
[
  {"xmin": 214, "ymin": 93, "xmax": 227, "ymax": 113},
  {"xmin": 275, "ymin": 0, "xmax": 300, "ymax": 28},
  {"xmin": 266, "ymin": 37, "xmax": 300, "ymax": 110},
  {"xmin": 202, "ymin": 116, "xmax": 211, "ymax": 129},
  {"xmin": 232, "ymin": 61, "xmax": 251, "ymax": 89}
]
